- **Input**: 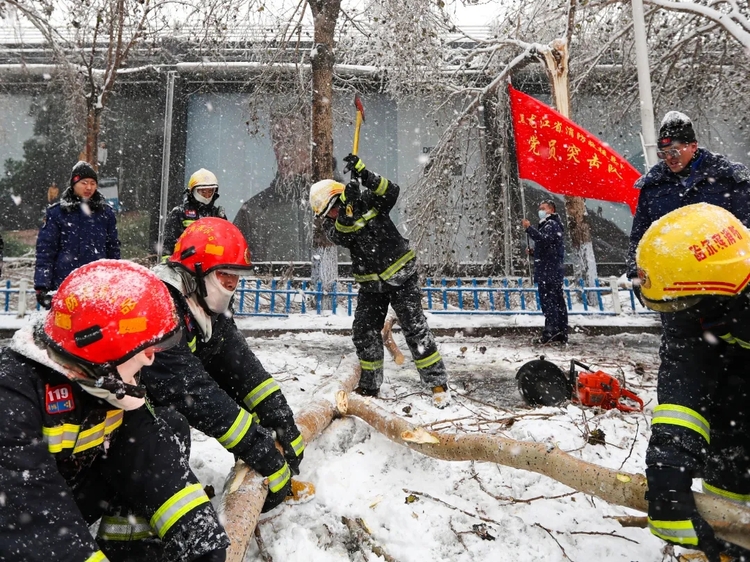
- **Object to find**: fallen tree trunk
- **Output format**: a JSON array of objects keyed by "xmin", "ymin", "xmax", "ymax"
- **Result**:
[
  {"xmin": 338, "ymin": 392, "xmax": 750, "ymax": 550},
  {"xmin": 222, "ymin": 356, "xmax": 361, "ymax": 562}
]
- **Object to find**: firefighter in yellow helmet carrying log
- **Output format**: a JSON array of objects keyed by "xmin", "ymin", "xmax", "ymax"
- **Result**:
[{"xmin": 637, "ymin": 203, "xmax": 750, "ymax": 562}]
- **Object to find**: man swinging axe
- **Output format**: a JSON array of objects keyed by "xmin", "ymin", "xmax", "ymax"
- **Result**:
[{"xmin": 309, "ymin": 94, "xmax": 451, "ymax": 408}]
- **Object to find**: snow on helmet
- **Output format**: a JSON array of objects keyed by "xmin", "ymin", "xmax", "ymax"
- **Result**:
[
  {"xmin": 636, "ymin": 203, "xmax": 750, "ymax": 312},
  {"xmin": 188, "ymin": 168, "xmax": 219, "ymax": 191},
  {"xmin": 516, "ymin": 357, "xmax": 572, "ymax": 407},
  {"xmin": 169, "ymin": 217, "xmax": 252, "ymax": 275},
  {"xmin": 310, "ymin": 179, "xmax": 344, "ymax": 217},
  {"xmin": 43, "ymin": 260, "xmax": 180, "ymax": 368}
]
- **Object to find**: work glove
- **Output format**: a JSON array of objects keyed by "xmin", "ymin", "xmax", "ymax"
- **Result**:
[
  {"xmin": 343, "ymin": 179, "xmax": 360, "ymax": 203},
  {"xmin": 343, "ymin": 153, "xmax": 367, "ymax": 178},
  {"xmin": 254, "ymin": 448, "xmax": 293, "ymax": 513},
  {"xmin": 275, "ymin": 423, "xmax": 305, "ymax": 475},
  {"xmin": 645, "ymin": 466, "xmax": 722, "ymax": 562},
  {"xmin": 35, "ymin": 287, "xmax": 52, "ymax": 309}
]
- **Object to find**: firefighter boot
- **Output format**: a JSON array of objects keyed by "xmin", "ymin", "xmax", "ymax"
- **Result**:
[{"xmin": 432, "ymin": 385, "xmax": 451, "ymax": 409}]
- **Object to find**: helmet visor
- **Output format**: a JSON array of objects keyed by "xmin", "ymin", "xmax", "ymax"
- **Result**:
[{"xmin": 642, "ymin": 294, "xmax": 703, "ymax": 313}]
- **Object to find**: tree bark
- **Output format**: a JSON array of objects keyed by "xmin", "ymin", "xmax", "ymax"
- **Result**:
[
  {"xmin": 339, "ymin": 392, "xmax": 750, "ymax": 550},
  {"xmin": 221, "ymin": 355, "xmax": 360, "ymax": 562},
  {"xmin": 541, "ymin": 39, "xmax": 598, "ymax": 296},
  {"xmin": 308, "ymin": 0, "xmax": 341, "ymax": 309}
]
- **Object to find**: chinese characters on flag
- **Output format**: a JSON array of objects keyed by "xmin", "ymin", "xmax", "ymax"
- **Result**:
[{"xmin": 509, "ymin": 85, "xmax": 641, "ymax": 214}]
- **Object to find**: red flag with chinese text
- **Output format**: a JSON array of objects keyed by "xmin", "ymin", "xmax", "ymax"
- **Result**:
[{"xmin": 509, "ymin": 85, "xmax": 641, "ymax": 214}]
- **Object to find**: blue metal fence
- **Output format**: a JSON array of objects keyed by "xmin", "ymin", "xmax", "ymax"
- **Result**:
[{"xmin": 0, "ymin": 277, "xmax": 649, "ymax": 317}]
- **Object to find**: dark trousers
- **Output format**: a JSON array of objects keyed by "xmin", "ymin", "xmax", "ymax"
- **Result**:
[
  {"xmin": 353, "ymin": 274, "xmax": 447, "ymax": 390},
  {"xmin": 537, "ymin": 277, "xmax": 568, "ymax": 341},
  {"xmin": 73, "ymin": 407, "xmax": 228, "ymax": 562}
]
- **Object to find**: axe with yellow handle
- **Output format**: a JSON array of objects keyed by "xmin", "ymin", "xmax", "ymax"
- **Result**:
[{"xmin": 352, "ymin": 94, "xmax": 365, "ymax": 156}]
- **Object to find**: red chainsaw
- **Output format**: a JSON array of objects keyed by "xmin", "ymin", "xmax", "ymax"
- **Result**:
[{"xmin": 516, "ymin": 356, "xmax": 644, "ymax": 412}]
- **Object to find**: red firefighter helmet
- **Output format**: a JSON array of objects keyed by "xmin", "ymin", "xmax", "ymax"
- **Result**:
[
  {"xmin": 42, "ymin": 260, "xmax": 180, "ymax": 368},
  {"xmin": 169, "ymin": 217, "xmax": 252, "ymax": 275}
]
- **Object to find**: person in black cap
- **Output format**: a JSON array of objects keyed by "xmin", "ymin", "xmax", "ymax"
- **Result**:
[
  {"xmin": 34, "ymin": 161, "xmax": 121, "ymax": 308},
  {"xmin": 626, "ymin": 111, "xmax": 750, "ymax": 304}
]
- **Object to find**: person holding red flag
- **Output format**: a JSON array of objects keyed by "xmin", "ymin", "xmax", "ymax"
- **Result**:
[{"xmin": 522, "ymin": 200, "xmax": 569, "ymax": 344}]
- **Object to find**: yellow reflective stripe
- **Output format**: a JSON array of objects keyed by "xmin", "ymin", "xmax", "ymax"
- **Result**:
[
  {"xmin": 373, "ymin": 176, "xmax": 388, "ymax": 196},
  {"xmin": 380, "ymin": 250, "xmax": 415, "ymax": 281},
  {"xmin": 647, "ymin": 518, "xmax": 699, "ymax": 545},
  {"xmin": 289, "ymin": 434, "xmax": 305, "ymax": 457},
  {"xmin": 98, "ymin": 515, "xmax": 156, "ymax": 541},
  {"xmin": 217, "ymin": 409, "xmax": 253, "ymax": 450},
  {"xmin": 354, "ymin": 273, "xmax": 380, "ymax": 283},
  {"xmin": 187, "ymin": 336, "xmax": 197, "ymax": 352},
  {"xmin": 720, "ymin": 332, "xmax": 750, "ymax": 349},
  {"xmin": 415, "ymin": 351, "xmax": 441, "ymax": 370},
  {"xmin": 335, "ymin": 209, "xmax": 379, "ymax": 233},
  {"xmin": 267, "ymin": 463, "xmax": 291, "ymax": 493},
  {"xmin": 652, "ymin": 404, "xmax": 710, "ymax": 443},
  {"xmin": 243, "ymin": 378, "xmax": 281, "ymax": 410},
  {"xmin": 359, "ymin": 359, "xmax": 383, "ymax": 371},
  {"xmin": 181, "ymin": 219, "xmax": 196, "ymax": 227},
  {"xmin": 354, "ymin": 160, "xmax": 366, "ymax": 172},
  {"xmin": 85, "ymin": 552, "xmax": 108, "ymax": 562},
  {"xmin": 73, "ymin": 410, "xmax": 123, "ymax": 454},
  {"xmin": 43, "ymin": 423, "xmax": 79, "ymax": 453},
  {"xmin": 252, "ymin": 412, "xmax": 261, "ymax": 425},
  {"xmin": 703, "ymin": 482, "xmax": 750, "ymax": 504},
  {"xmin": 150, "ymin": 483, "xmax": 209, "ymax": 539}
]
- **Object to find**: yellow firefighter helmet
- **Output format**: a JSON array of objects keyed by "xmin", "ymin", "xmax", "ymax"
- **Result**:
[
  {"xmin": 309, "ymin": 179, "xmax": 344, "ymax": 216},
  {"xmin": 636, "ymin": 203, "xmax": 750, "ymax": 312}
]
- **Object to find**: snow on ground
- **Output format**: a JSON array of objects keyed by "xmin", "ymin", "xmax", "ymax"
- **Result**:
[{"xmin": 189, "ymin": 329, "xmax": 680, "ymax": 562}]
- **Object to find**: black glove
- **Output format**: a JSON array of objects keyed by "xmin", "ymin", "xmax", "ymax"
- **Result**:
[
  {"xmin": 645, "ymin": 466, "xmax": 722, "ymax": 562},
  {"xmin": 343, "ymin": 180, "xmax": 360, "ymax": 203},
  {"xmin": 35, "ymin": 287, "xmax": 52, "ymax": 309},
  {"xmin": 276, "ymin": 423, "xmax": 305, "ymax": 475},
  {"xmin": 254, "ymin": 448, "xmax": 292, "ymax": 513},
  {"xmin": 630, "ymin": 281, "xmax": 645, "ymax": 307},
  {"xmin": 343, "ymin": 153, "xmax": 366, "ymax": 178}
]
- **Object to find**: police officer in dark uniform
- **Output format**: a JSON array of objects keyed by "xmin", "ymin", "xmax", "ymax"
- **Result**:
[
  {"xmin": 309, "ymin": 154, "xmax": 450, "ymax": 408},
  {"xmin": 0, "ymin": 260, "xmax": 228, "ymax": 562},
  {"xmin": 522, "ymin": 199, "xmax": 568, "ymax": 344},
  {"xmin": 637, "ymin": 203, "xmax": 750, "ymax": 562},
  {"xmin": 162, "ymin": 168, "xmax": 227, "ymax": 257},
  {"xmin": 140, "ymin": 218, "xmax": 306, "ymax": 519}
]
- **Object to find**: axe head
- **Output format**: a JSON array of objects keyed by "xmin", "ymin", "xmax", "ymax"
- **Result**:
[{"xmin": 354, "ymin": 94, "xmax": 365, "ymax": 123}]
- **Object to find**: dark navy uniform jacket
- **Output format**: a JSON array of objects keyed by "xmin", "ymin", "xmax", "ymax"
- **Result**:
[
  {"xmin": 34, "ymin": 188, "xmax": 120, "ymax": 290},
  {"xmin": 526, "ymin": 213, "xmax": 565, "ymax": 283},
  {"xmin": 627, "ymin": 148, "xmax": 750, "ymax": 279}
]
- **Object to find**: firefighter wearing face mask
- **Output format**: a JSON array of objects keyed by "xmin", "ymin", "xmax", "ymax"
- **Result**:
[
  {"xmin": 637, "ymin": 203, "xmax": 750, "ymax": 562},
  {"xmin": 141, "ymin": 218, "xmax": 305, "ymax": 515},
  {"xmin": 0, "ymin": 260, "xmax": 229, "ymax": 562},
  {"xmin": 162, "ymin": 168, "xmax": 228, "ymax": 257}
]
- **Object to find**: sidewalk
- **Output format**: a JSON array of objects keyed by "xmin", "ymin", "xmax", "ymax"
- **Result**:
[{"xmin": 0, "ymin": 311, "xmax": 661, "ymax": 340}]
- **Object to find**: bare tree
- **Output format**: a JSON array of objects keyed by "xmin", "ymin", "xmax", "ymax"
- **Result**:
[{"xmin": 3, "ymin": 0, "xmax": 179, "ymax": 167}]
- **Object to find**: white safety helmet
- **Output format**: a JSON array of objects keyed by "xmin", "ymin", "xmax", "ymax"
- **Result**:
[{"xmin": 309, "ymin": 179, "xmax": 344, "ymax": 217}]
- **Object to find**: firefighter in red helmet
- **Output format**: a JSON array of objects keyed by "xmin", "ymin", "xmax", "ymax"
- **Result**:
[
  {"xmin": 138, "ymin": 218, "xmax": 306, "ymax": 517},
  {"xmin": 0, "ymin": 260, "xmax": 229, "ymax": 562}
]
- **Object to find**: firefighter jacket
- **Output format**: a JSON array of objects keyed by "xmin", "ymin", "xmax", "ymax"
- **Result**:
[
  {"xmin": 323, "ymin": 172, "xmax": 415, "ymax": 292},
  {"xmin": 525, "ymin": 213, "xmax": 565, "ymax": 284},
  {"xmin": 34, "ymin": 187, "xmax": 120, "ymax": 291},
  {"xmin": 162, "ymin": 190, "xmax": 226, "ymax": 257},
  {"xmin": 645, "ymin": 292, "xmax": 750, "ymax": 497},
  {"xmin": 0, "ymin": 331, "xmax": 225, "ymax": 562},
  {"xmin": 140, "ymin": 270, "xmax": 302, "ymax": 492},
  {"xmin": 627, "ymin": 148, "xmax": 750, "ymax": 280}
]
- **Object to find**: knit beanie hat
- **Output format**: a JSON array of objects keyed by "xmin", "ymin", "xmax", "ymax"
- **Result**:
[
  {"xmin": 657, "ymin": 111, "xmax": 697, "ymax": 149},
  {"xmin": 70, "ymin": 161, "xmax": 98, "ymax": 188}
]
